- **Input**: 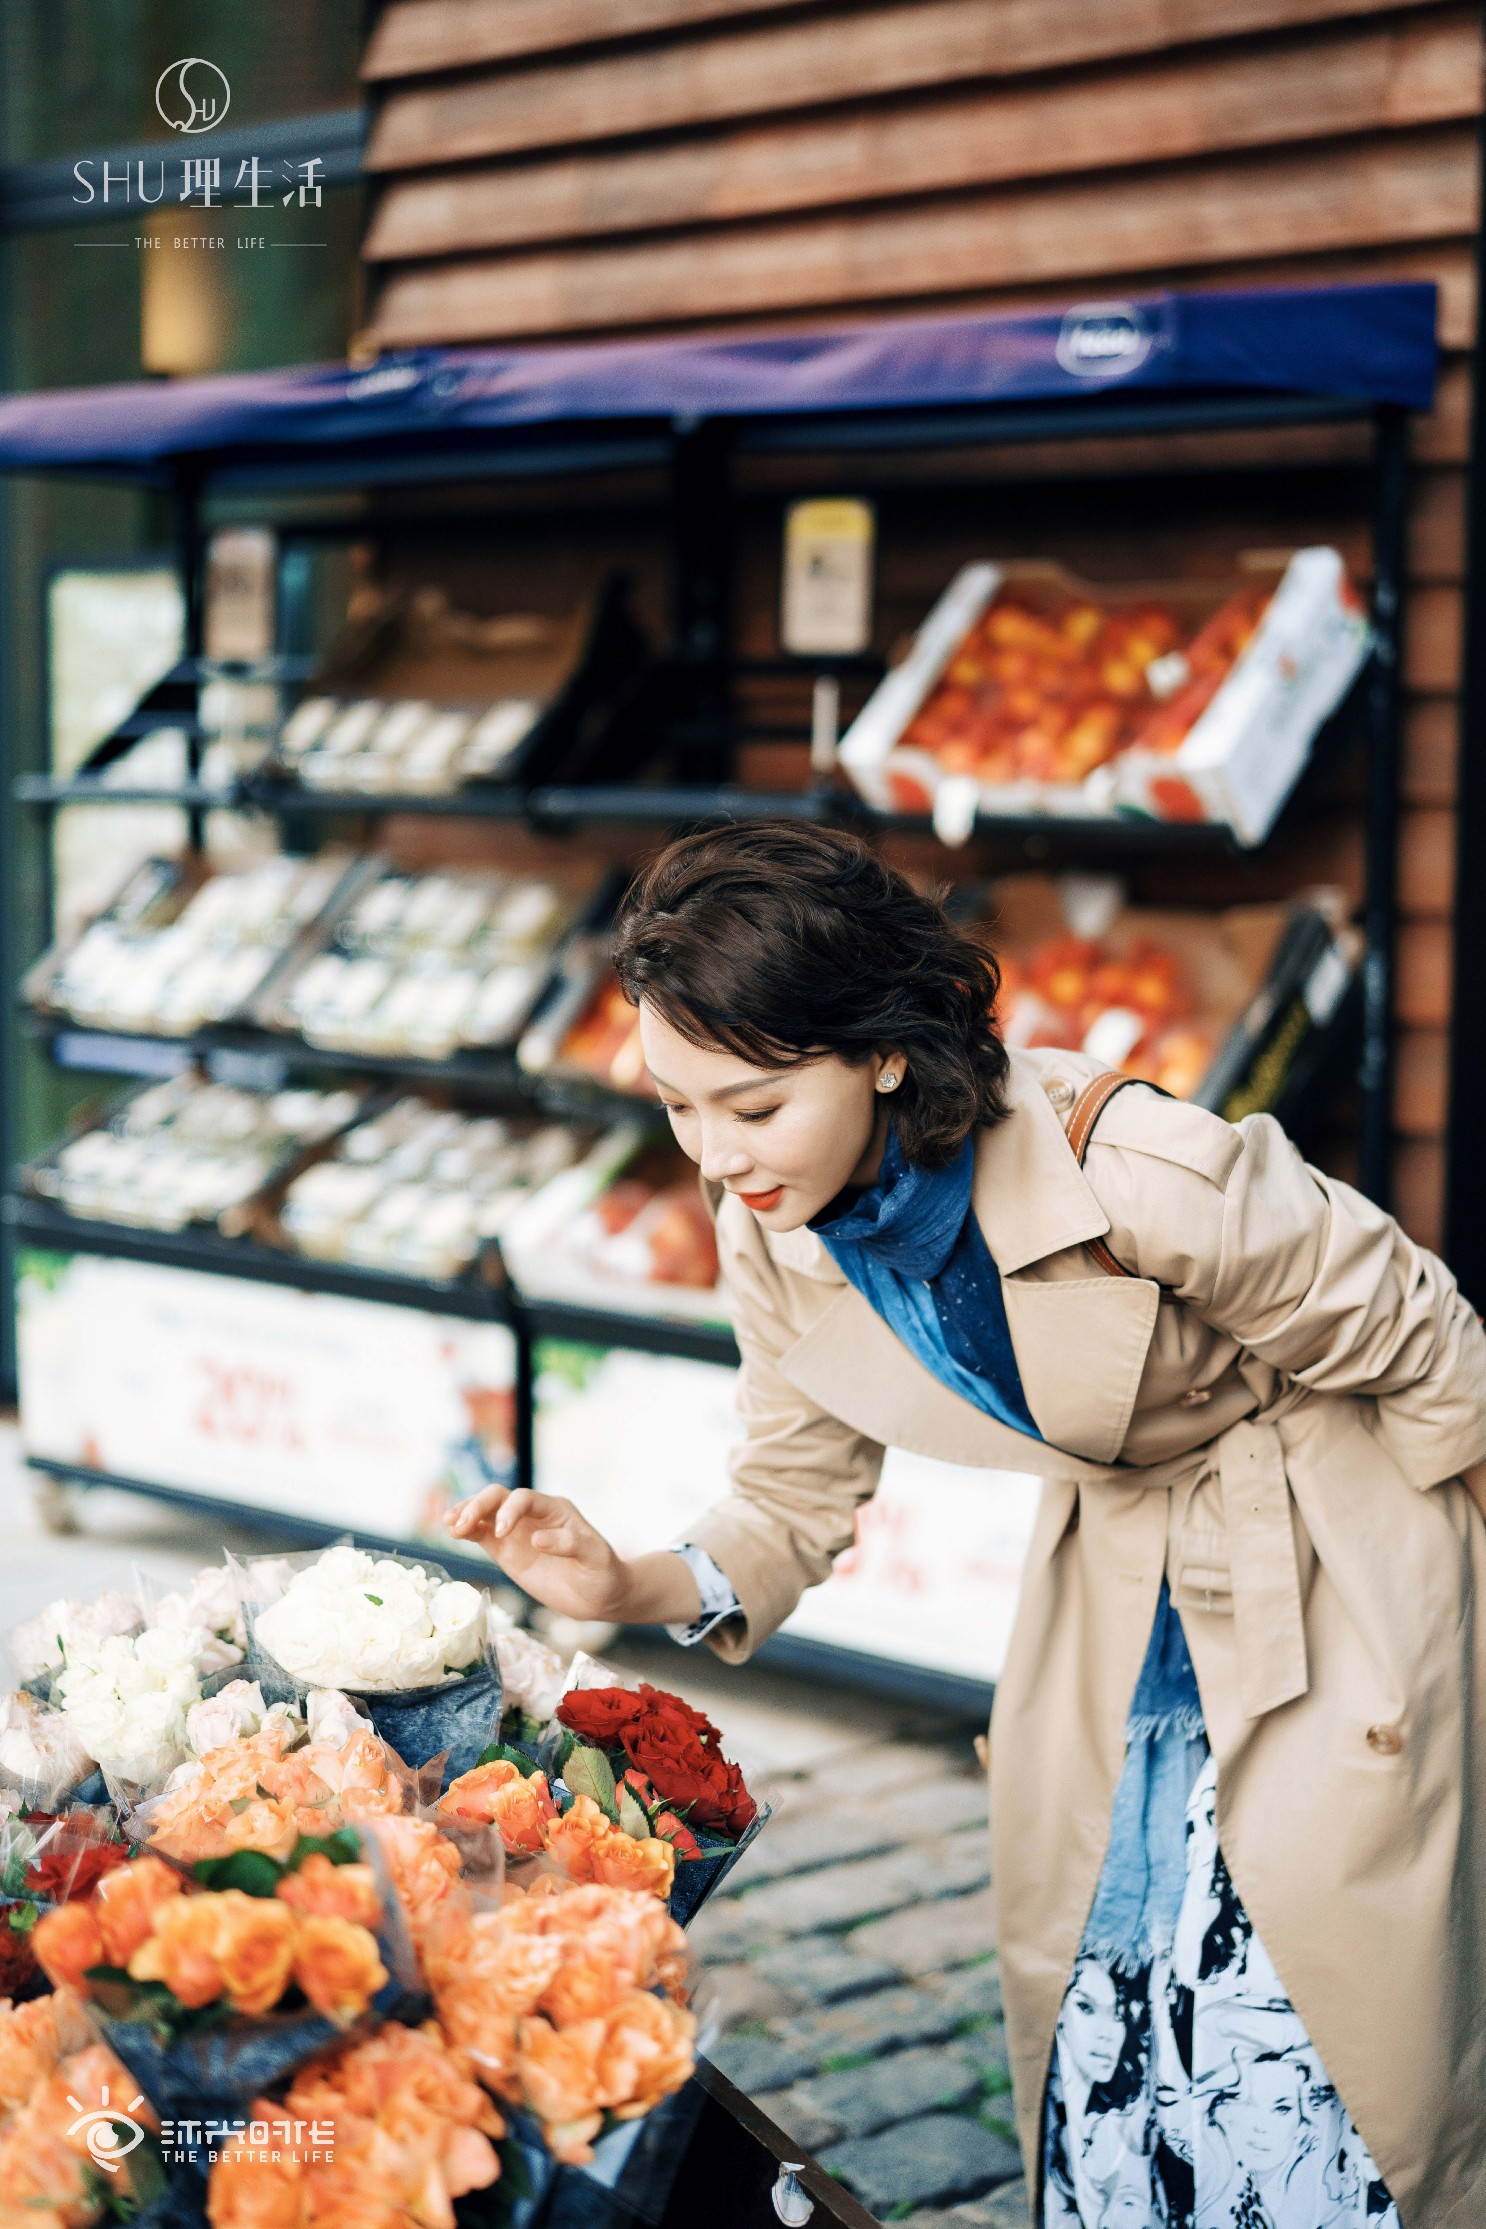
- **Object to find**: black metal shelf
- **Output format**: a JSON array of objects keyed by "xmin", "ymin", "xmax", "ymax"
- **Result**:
[
  {"xmin": 4, "ymin": 1193, "xmax": 513, "ymax": 1322},
  {"xmin": 243, "ymin": 775, "xmax": 530, "ymax": 819},
  {"xmin": 15, "ymin": 774, "xmax": 235, "ymax": 809},
  {"xmin": 526, "ymin": 1298, "xmax": 737, "ymax": 1366},
  {"xmin": 14, "ymin": 766, "xmax": 1247, "ymax": 858},
  {"xmin": 5, "ymin": 1191, "xmax": 738, "ymax": 1369},
  {"xmin": 25, "ymin": 1010, "xmax": 533, "ymax": 1098}
]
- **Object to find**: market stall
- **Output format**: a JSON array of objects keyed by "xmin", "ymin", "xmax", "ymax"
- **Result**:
[
  {"xmin": 0, "ymin": 281, "xmax": 1433, "ymax": 1709},
  {"xmin": 0, "ymin": 1537, "xmax": 884, "ymax": 2226}
]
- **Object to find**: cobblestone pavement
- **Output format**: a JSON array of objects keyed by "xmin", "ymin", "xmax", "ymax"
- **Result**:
[
  {"xmin": 1, "ymin": 1445, "xmax": 1033, "ymax": 2227},
  {"xmin": 612, "ymin": 1637, "xmax": 1033, "ymax": 2229}
]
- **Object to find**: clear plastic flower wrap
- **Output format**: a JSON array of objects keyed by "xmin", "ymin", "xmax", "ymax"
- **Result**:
[
  {"xmin": 230, "ymin": 1543, "xmax": 503, "ymax": 1784},
  {"xmin": 0, "ymin": 1687, "xmax": 95, "ymax": 1810},
  {"xmin": 486, "ymin": 1601, "xmax": 570, "ymax": 1751},
  {"xmin": 5, "ymin": 1588, "xmax": 144, "ymax": 1696},
  {"xmin": 115, "ymin": 1682, "xmax": 442, "ymax": 1867},
  {"xmin": 133, "ymin": 1563, "xmax": 247, "ymax": 1680}
]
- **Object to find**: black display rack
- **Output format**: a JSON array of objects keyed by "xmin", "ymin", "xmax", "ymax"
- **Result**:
[{"xmin": 0, "ymin": 326, "xmax": 1418, "ymax": 1704}]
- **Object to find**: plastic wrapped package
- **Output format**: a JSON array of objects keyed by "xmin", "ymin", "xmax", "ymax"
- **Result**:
[
  {"xmin": 275, "ymin": 1099, "xmax": 586, "ymax": 1280},
  {"xmin": 23, "ymin": 852, "xmax": 354, "ymax": 1037},
  {"xmin": 23, "ymin": 1073, "xmax": 364, "ymax": 1234},
  {"xmin": 256, "ymin": 858, "xmax": 596, "ymax": 1061},
  {"xmin": 233, "ymin": 1545, "xmax": 503, "ymax": 1783}
]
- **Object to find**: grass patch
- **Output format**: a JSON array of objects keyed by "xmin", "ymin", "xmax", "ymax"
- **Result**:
[
  {"xmin": 979, "ymin": 2105, "xmax": 1019, "ymax": 2144},
  {"xmin": 722, "ymin": 2019, "xmax": 775, "ymax": 2040},
  {"xmin": 887, "ymin": 2204, "xmax": 917, "ymax": 2221},
  {"xmin": 818, "ymin": 2050, "xmax": 875, "ymax": 2075}
]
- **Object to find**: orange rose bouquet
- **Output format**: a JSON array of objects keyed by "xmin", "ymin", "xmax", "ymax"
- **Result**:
[
  {"xmin": 207, "ymin": 2019, "xmax": 505, "ymax": 2229},
  {"xmin": 424, "ymin": 1875, "xmax": 699, "ymax": 2202},
  {"xmin": 30, "ymin": 1841, "xmax": 414, "ymax": 2125},
  {"xmin": 139, "ymin": 1710, "xmax": 421, "ymax": 1871},
  {"xmin": 0, "ymin": 1986, "xmax": 164, "ymax": 2223}
]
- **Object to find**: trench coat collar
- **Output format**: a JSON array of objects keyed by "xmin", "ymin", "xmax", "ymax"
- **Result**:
[
  {"xmin": 760, "ymin": 1051, "xmax": 1114, "ymax": 1283},
  {"xmin": 756, "ymin": 1055, "xmax": 1159, "ymax": 1466}
]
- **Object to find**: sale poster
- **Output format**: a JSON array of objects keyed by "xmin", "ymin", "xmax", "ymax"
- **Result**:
[{"xmin": 16, "ymin": 1250, "xmax": 517, "ymax": 1547}]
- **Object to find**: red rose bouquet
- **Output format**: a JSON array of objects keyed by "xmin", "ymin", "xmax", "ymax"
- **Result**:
[{"xmin": 543, "ymin": 1682, "xmax": 765, "ymax": 1924}]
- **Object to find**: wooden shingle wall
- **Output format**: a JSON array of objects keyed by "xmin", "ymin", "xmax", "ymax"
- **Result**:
[{"xmin": 360, "ymin": 0, "xmax": 1483, "ymax": 1248}]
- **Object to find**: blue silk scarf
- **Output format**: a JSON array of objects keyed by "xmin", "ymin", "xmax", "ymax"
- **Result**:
[{"xmin": 810, "ymin": 1123, "xmax": 1041, "ymax": 1441}]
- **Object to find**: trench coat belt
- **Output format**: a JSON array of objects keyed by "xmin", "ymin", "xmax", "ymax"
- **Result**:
[{"xmin": 1131, "ymin": 1414, "xmax": 1310, "ymax": 1722}]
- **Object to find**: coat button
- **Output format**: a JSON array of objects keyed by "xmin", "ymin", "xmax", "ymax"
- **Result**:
[
  {"xmin": 1366, "ymin": 1724, "xmax": 1403, "ymax": 1755},
  {"xmin": 1179, "ymin": 1387, "xmax": 1212, "ymax": 1407},
  {"xmin": 1044, "ymin": 1077, "xmax": 1074, "ymax": 1109}
]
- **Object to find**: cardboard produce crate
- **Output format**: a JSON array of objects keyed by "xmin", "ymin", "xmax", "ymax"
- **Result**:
[
  {"xmin": 839, "ymin": 550, "xmax": 1370, "ymax": 846},
  {"xmin": 267, "ymin": 573, "xmax": 651, "ymax": 795},
  {"xmin": 981, "ymin": 874, "xmax": 1362, "ymax": 1123}
]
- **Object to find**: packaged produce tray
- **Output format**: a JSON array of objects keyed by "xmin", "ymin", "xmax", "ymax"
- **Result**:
[
  {"xmin": 838, "ymin": 550, "xmax": 1370, "ymax": 846},
  {"xmin": 21, "ymin": 850, "xmax": 358, "ymax": 1038},
  {"xmin": 250, "ymin": 855, "xmax": 605, "ymax": 1063},
  {"xmin": 18, "ymin": 1071, "xmax": 368, "ymax": 1237},
  {"xmin": 982, "ymin": 874, "xmax": 1361, "ymax": 1121},
  {"xmin": 262, "ymin": 1096, "xmax": 599, "ymax": 1284},
  {"xmin": 518, "ymin": 959, "xmax": 657, "ymax": 1100}
]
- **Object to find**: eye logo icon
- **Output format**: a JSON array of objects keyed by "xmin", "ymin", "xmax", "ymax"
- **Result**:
[
  {"xmin": 155, "ymin": 57, "xmax": 230, "ymax": 134},
  {"xmin": 65, "ymin": 2086, "xmax": 146, "ymax": 2173}
]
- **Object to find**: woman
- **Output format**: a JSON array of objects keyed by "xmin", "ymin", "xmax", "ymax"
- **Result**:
[{"xmin": 452, "ymin": 822, "xmax": 1486, "ymax": 2229}]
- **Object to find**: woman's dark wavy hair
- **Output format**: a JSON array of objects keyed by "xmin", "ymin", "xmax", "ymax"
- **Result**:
[{"xmin": 611, "ymin": 820, "xmax": 1009, "ymax": 1166}]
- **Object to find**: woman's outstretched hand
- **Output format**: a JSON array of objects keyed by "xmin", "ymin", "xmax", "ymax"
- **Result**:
[{"xmin": 448, "ymin": 1484, "xmax": 703, "ymax": 1627}]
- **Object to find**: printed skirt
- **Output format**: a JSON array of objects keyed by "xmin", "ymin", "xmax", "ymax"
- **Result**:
[{"xmin": 1043, "ymin": 1752, "xmax": 1399, "ymax": 2229}]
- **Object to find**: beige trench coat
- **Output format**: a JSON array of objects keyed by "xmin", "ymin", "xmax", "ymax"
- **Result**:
[{"xmin": 689, "ymin": 1047, "xmax": 1486, "ymax": 2229}]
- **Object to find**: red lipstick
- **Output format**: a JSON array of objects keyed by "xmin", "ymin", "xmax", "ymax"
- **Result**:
[{"xmin": 736, "ymin": 1184, "xmax": 784, "ymax": 1212}]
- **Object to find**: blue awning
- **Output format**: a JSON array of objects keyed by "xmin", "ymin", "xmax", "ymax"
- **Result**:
[{"xmin": 0, "ymin": 283, "xmax": 1437, "ymax": 481}]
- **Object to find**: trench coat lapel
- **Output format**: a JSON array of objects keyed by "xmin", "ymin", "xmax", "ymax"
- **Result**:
[{"xmin": 767, "ymin": 1071, "xmax": 1161, "ymax": 1469}]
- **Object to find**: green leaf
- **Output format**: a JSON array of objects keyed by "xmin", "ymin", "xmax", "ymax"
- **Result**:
[
  {"xmin": 7, "ymin": 1900, "xmax": 39, "ymax": 1933},
  {"xmin": 562, "ymin": 1744, "xmax": 619, "ymax": 1822},
  {"xmin": 191, "ymin": 1850, "xmax": 283, "ymax": 1898},
  {"xmin": 473, "ymin": 1742, "xmax": 541, "ymax": 1779},
  {"xmin": 365, "ymin": 1593, "xmax": 383, "ymax": 1606},
  {"xmin": 288, "ymin": 1829, "xmax": 362, "ymax": 1869},
  {"xmin": 616, "ymin": 1785, "xmax": 652, "ymax": 1839}
]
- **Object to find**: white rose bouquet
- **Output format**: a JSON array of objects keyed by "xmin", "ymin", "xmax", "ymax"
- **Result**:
[
  {"xmin": 485, "ymin": 1602, "xmax": 569, "ymax": 1745},
  {"xmin": 6, "ymin": 1590, "xmax": 142, "ymax": 1691},
  {"xmin": 143, "ymin": 1563, "xmax": 246, "ymax": 1675},
  {"xmin": 52, "ymin": 1625, "xmax": 205, "ymax": 1788},
  {"xmin": 238, "ymin": 1542, "xmax": 502, "ymax": 1781}
]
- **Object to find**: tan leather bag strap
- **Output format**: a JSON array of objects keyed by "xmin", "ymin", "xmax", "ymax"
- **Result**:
[{"xmin": 1064, "ymin": 1071, "xmax": 1148, "ymax": 1279}]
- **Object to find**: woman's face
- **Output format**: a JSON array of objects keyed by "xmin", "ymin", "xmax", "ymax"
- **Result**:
[
  {"xmin": 639, "ymin": 1002, "xmax": 897, "ymax": 1230},
  {"xmin": 1215, "ymin": 2059, "xmax": 1304, "ymax": 2174},
  {"xmin": 1061, "ymin": 1964, "xmax": 1125, "ymax": 2086}
]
